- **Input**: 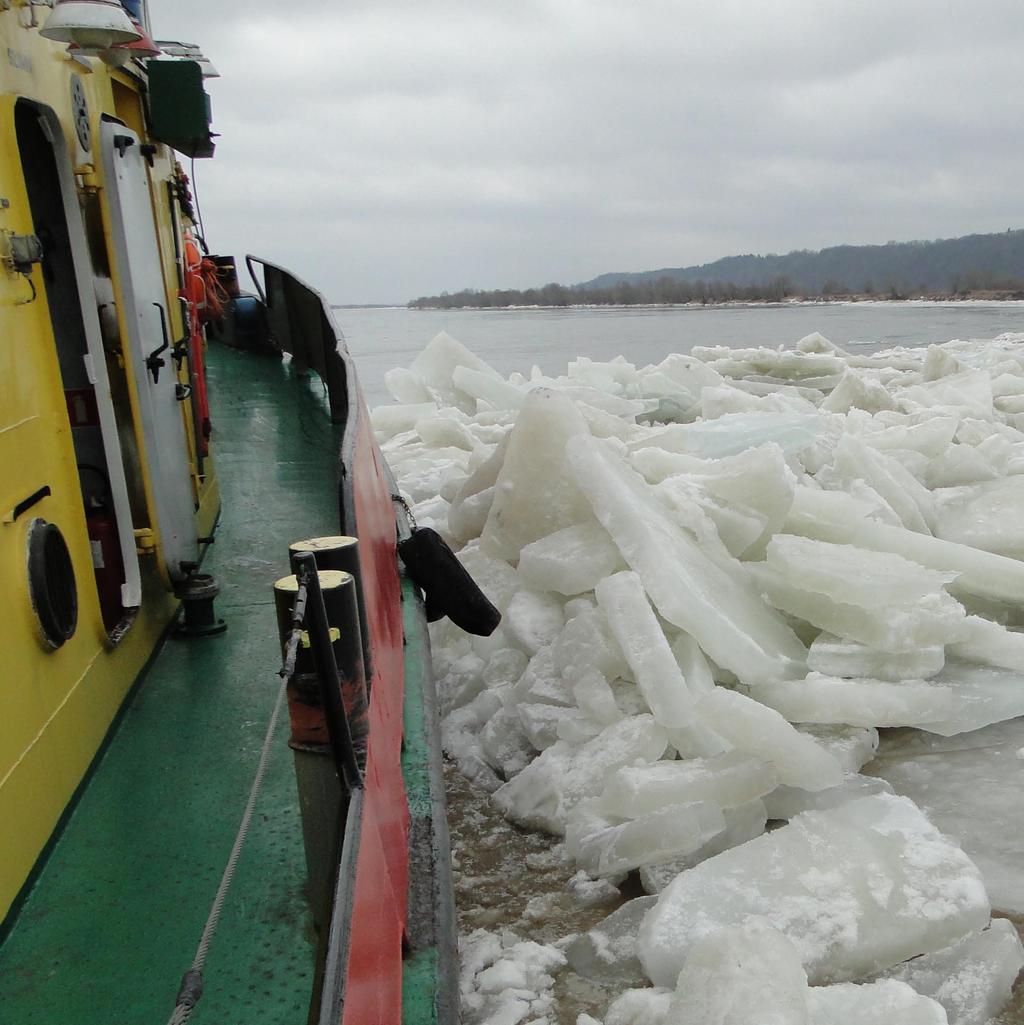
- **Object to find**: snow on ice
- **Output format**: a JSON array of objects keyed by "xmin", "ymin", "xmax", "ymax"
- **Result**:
[{"xmin": 378, "ymin": 329, "xmax": 1024, "ymax": 1023}]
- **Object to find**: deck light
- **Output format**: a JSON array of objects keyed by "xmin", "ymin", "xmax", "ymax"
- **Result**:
[
  {"xmin": 99, "ymin": 16, "xmax": 160, "ymax": 63},
  {"xmin": 40, "ymin": 0, "xmax": 141, "ymax": 50}
]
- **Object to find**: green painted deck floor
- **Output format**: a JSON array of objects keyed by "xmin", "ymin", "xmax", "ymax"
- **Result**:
[{"xmin": 0, "ymin": 344, "xmax": 344, "ymax": 1023}]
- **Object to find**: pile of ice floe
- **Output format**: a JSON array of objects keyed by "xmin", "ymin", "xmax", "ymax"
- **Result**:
[{"xmin": 374, "ymin": 330, "xmax": 1024, "ymax": 1024}]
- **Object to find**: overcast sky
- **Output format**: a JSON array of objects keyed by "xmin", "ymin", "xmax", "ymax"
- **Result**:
[{"xmin": 152, "ymin": 1, "xmax": 1024, "ymax": 305}]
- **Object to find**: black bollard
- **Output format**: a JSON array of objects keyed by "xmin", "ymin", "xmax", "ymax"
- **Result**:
[{"xmin": 289, "ymin": 536, "xmax": 373, "ymax": 683}]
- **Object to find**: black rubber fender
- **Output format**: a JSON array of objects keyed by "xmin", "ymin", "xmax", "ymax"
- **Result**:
[{"xmin": 397, "ymin": 527, "xmax": 501, "ymax": 636}]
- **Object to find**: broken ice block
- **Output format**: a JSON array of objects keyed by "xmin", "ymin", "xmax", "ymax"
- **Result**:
[
  {"xmin": 480, "ymin": 706, "xmax": 535, "ymax": 777},
  {"xmin": 926, "ymin": 443, "xmax": 1000, "ymax": 488},
  {"xmin": 900, "ymin": 367, "xmax": 993, "ymax": 419},
  {"xmin": 553, "ymin": 605, "xmax": 630, "ymax": 683},
  {"xmin": 569, "ymin": 799, "xmax": 726, "ymax": 877},
  {"xmin": 568, "ymin": 435, "xmax": 807, "ymax": 684},
  {"xmin": 504, "ymin": 588, "xmax": 566, "ymax": 656},
  {"xmin": 482, "ymin": 647, "xmax": 529, "ymax": 691},
  {"xmin": 371, "ymin": 401, "xmax": 439, "ymax": 439},
  {"xmin": 566, "ymin": 896, "xmax": 659, "ymax": 985},
  {"xmin": 572, "ymin": 668, "xmax": 623, "ymax": 726},
  {"xmin": 517, "ymin": 703, "xmax": 587, "ymax": 751},
  {"xmin": 448, "ymin": 489, "xmax": 493, "ymax": 546},
  {"xmin": 700, "ymin": 383, "xmax": 818, "ymax": 419},
  {"xmin": 517, "ymin": 520, "xmax": 625, "ymax": 596},
  {"xmin": 867, "ymin": 719, "xmax": 1024, "ymax": 911},
  {"xmin": 664, "ymin": 921, "xmax": 811, "ymax": 1025},
  {"xmin": 833, "ymin": 433, "xmax": 934, "ymax": 534},
  {"xmin": 435, "ymin": 650, "xmax": 487, "ymax": 717},
  {"xmin": 882, "ymin": 919, "xmax": 1024, "ymax": 1025},
  {"xmin": 747, "ymin": 561, "xmax": 968, "ymax": 653},
  {"xmin": 806, "ymin": 979, "xmax": 948, "ymax": 1025},
  {"xmin": 459, "ymin": 929, "xmax": 567, "ymax": 1025},
  {"xmin": 596, "ymin": 572, "xmax": 699, "ymax": 729},
  {"xmin": 948, "ymin": 615, "xmax": 1024, "ymax": 672},
  {"xmin": 555, "ymin": 712, "xmax": 604, "ymax": 744},
  {"xmin": 493, "ymin": 714, "xmax": 668, "ymax": 835},
  {"xmin": 565, "ymin": 869, "xmax": 621, "ymax": 910},
  {"xmin": 448, "ymin": 435, "xmax": 507, "ymax": 542},
  {"xmin": 409, "ymin": 330, "xmax": 505, "ymax": 413},
  {"xmin": 600, "ymin": 751, "xmax": 776, "ymax": 819},
  {"xmin": 384, "ymin": 365, "xmax": 432, "ymax": 404},
  {"xmin": 628, "ymin": 410, "xmax": 825, "ymax": 460},
  {"xmin": 763, "ymin": 773, "xmax": 894, "ymax": 821},
  {"xmin": 696, "ymin": 688, "xmax": 844, "ymax": 791},
  {"xmin": 414, "ymin": 412, "xmax": 478, "ymax": 452},
  {"xmin": 637, "ymin": 794, "xmax": 990, "ymax": 987},
  {"xmin": 755, "ymin": 675, "xmax": 957, "ymax": 729},
  {"xmin": 639, "ymin": 800, "xmax": 768, "ymax": 893},
  {"xmin": 611, "ymin": 678, "xmax": 650, "ymax": 717},
  {"xmin": 798, "ymin": 724, "xmax": 879, "ymax": 773},
  {"xmin": 933, "ymin": 476, "xmax": 1024, "ymax": 559},
  {"xmin": 859, "ymin": 412, "xmax": 959, "ymax": 459},
  {"xmin": 670, "ymin": 634, "xmax": 716, "ymax": 695},
  {"xmin": 451, "ymin": 364, "xmax": 526, "ymax": 411},
  {"xmin": 656, "ymin": 477, "xmax": 770, "ymax": 559},
  {"xmin": 441, "ymin": 695, "xmax": 504, "ymax": 793},
  {"xmin": 673, "ymin": 443, "xmax": 796, "ymax": 555},
  {"xmin": 766, "ymin": 535, "xmax": 957, "ymax": 608},
  {"xmin": 915, "ymin": 661, "xmax": 1024, "ymax": 737},
  {"xmin": 512, "ymin": 646, "xmax": 575, "ymax": 707},
  {"xmin": 481, "ymin": 388, "xmax": 593, "ymax": 560},
  {"xmin": 604, "ymin": 987, "xmax": 673, "ymax": 1025},
  {"xmin": 808, "ymin": 633, "xmax": 944, "ymax": 682},
  {"xmin": 784, "ymin": 486, "xmax": 1024, "ymax": 606},
  {"xmin": 457, "ymin": 544, "xmax": 520, "ymax": 613},
  {"xmin": 821, "ymin": 369, "xmax": 898, "ymax": 414}
]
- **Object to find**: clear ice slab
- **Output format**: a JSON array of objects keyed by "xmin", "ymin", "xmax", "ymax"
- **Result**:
[
  {"xmin": 880, "ymin": 918, "xmax": 1024, "ymax": 1025},
  {"xmin": 637, "ymin": 794, "xmax": 989, "ymax": 987},
  {"xmin": 867, "ymin": 719, "xmax": 1024, "ymax": 913}
]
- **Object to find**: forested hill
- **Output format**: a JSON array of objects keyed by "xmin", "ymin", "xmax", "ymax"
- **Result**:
[
  {"xmin": 409, "ymin": 230, "xmax": 1024, "ymax": 308},
  {"xmin": 579, "ymin": 230, "xmax": 1024, "ymax": 295}
]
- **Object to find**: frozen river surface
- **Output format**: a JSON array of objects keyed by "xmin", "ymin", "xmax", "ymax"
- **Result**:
[{"xmin": 363, "ymin": 306, "xmax": 1024, "ymax": 1024}]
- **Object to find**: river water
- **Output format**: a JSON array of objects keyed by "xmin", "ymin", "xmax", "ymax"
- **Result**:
[{"xmin": 337, "ymin": 301, "xmax": 1024, "ymax": 407}]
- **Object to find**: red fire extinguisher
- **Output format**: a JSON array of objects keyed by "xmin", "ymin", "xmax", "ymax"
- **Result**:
[{"xmin": 79, "ymin": 465, "xmax": 126, "ymax": 633}]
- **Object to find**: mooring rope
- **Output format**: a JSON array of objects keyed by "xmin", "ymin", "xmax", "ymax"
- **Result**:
[{"xmin": 164, "ymin": 576, "xmax": 309, "ymax": 1025}]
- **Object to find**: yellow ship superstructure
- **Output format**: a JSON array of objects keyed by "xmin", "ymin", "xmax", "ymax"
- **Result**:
[{"xmin": 0, "ymin": 0, "xmax": 218, "ymax": 920}]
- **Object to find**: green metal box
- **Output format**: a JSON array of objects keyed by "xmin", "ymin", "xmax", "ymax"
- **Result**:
[{"xmin": 147, "ymin": 60, "xmax": 215, "ymax": 158}]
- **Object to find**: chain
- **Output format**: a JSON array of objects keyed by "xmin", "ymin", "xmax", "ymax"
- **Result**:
[{"xmin": 391, "ymin": 492, "xmax": 417, "ymax": 531}]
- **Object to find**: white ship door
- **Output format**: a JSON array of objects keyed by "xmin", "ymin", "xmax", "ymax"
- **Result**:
[{"xmin": 100, "ymin": 121, "xmax": 197, "ymax": 583}]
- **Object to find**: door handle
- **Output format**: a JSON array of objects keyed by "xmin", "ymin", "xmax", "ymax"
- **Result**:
[
  {"xmin": 113, "ymin": 134, "xmax": 135, "ymax": 158},
  {"xmin": 147, "ymin": 302, "xmax": 171, "ymax": 383}
]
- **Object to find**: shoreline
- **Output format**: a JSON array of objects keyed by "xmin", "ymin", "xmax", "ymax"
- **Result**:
[{"xmin": 405, "ymin": 295, "xmax": 1024, "ymax": 312}]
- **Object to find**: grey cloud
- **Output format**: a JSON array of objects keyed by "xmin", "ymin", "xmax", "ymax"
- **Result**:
[{"xmin": 152, "ymin": 0, "xmax": 1024, "ymax": 303}]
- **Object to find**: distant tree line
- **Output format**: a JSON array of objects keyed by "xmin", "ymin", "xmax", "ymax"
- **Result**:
[
  {"xmin": 409, "ymin": 275, "xmax": 800, "ymax": 309},
  {"xmin": 410, "ymin": 230, "xmax": 1024, "ymax": 309}
]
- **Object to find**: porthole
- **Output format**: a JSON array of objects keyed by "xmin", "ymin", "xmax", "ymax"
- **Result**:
[{"xmin": 27, "ymin": 518, "xmax": 78, "ymax": 650}]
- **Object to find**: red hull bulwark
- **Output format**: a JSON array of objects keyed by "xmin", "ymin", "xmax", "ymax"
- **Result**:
[{"xmin": 340, "ymin": 398, "xmax": 408, "ymax": 1025}]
